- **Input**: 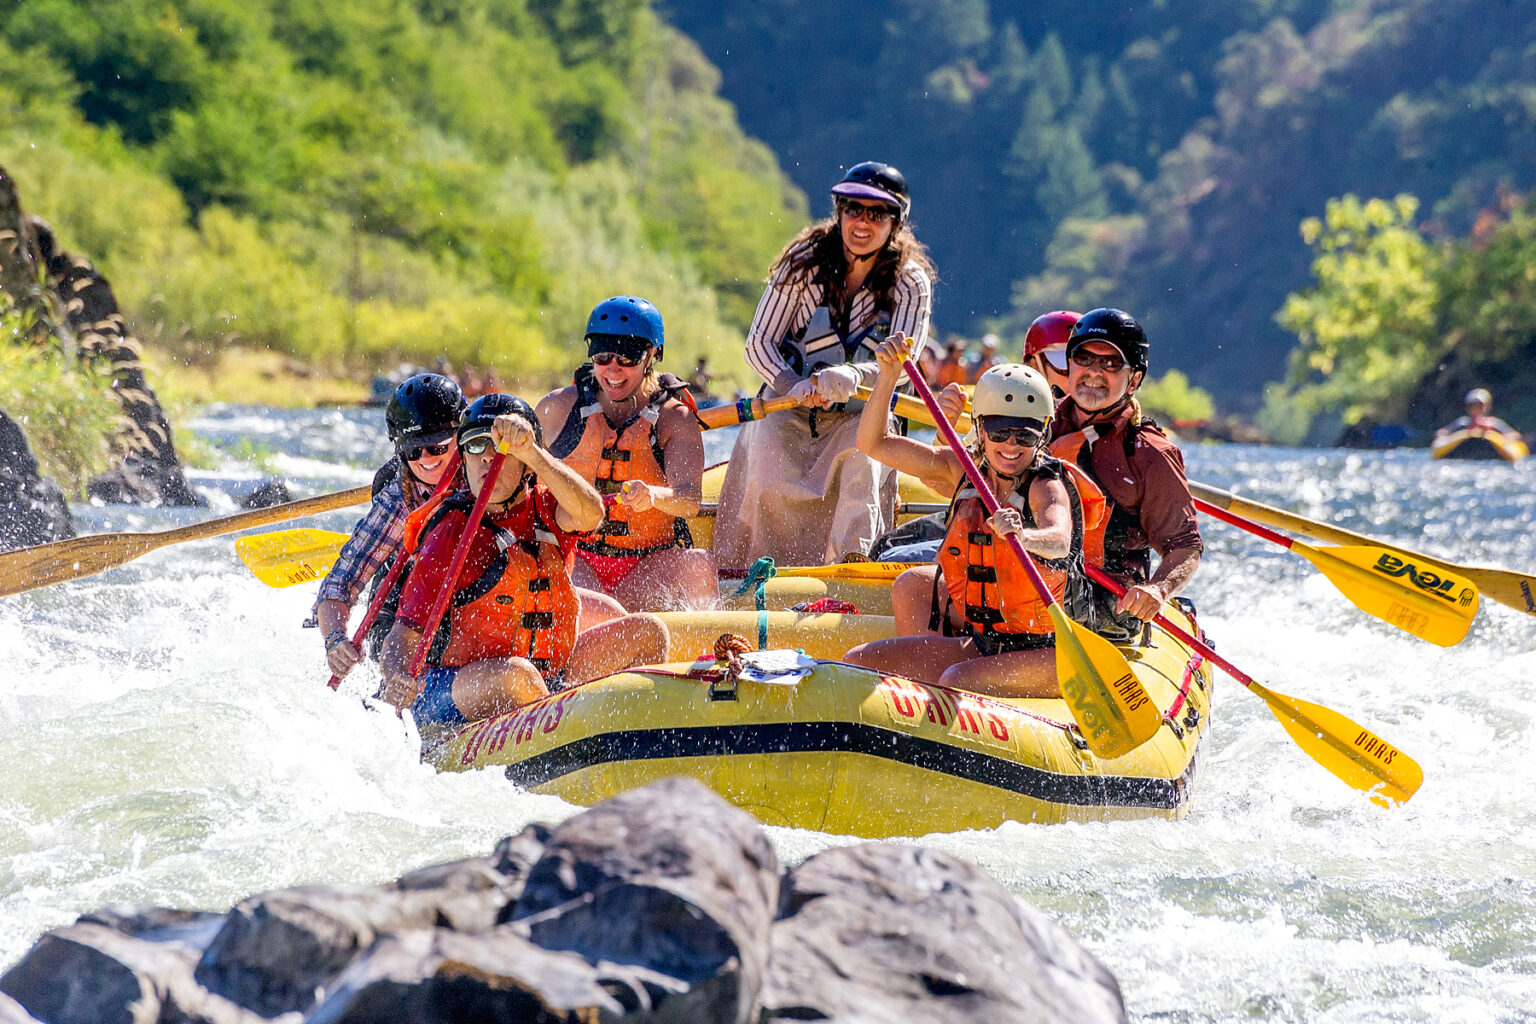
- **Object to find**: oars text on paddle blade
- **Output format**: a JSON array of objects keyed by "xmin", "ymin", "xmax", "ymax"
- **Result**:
[
  {"xmin": 1048, "ymin": 605, "xmax": 1163, "ymax": 759},
  {"xmin": 1250, "ymin": 681, "xmax": 1423, "ymax": 805}
]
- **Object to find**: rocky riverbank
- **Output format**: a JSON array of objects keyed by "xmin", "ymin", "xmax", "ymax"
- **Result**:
[{"xmin": 0, "ymin": 778, "xmax": 1128, "ymax": 1023}]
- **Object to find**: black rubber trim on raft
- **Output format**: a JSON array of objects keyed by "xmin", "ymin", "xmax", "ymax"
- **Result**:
[{"xmin": 502, "ymin": 722, "xmax": 1198, "ymax": 809}]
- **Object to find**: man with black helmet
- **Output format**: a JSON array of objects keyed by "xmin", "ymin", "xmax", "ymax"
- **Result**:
[
  {"xmin": 1049, "ymin": 308, "xmax": 1202, "ymax": 635},
  {"xmin": 313, "ymin": 373, "xmax": 466, "ymax": 680},
  {"xmin": 379, "ymin": 396, "xmax": 669, "ymax": 728},
  {"xmin": 715, "ymin": 161, "xmax": 937, "ymax": 565}
]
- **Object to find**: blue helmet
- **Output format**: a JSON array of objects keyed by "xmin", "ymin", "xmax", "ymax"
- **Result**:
[{"xmin": 584, "ymin": 295, "xmax": 664, "ymax": 359}]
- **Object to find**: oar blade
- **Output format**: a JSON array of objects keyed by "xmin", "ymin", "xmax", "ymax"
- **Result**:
[
  {"xmin": 1249, "ymin": 680, "xmax": 1423, "ymax": 805},
  {"xmin": 1302, "ymin": 543, "xmax": 1479, "ymax": 647},
  {"xmin": 235, "ymin": 529, "xmax": 350, "ymax": 588},
  {"xmin": 1049, "ymin": 607, "xmax": 1162, "ymax": 759}
]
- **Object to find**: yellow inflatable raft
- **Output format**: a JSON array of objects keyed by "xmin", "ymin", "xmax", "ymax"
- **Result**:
[
  {"xmin": 425, "ymin": 606, "xmax": 1215, "ymax": 835},
  {"xmin": 1430, "ymin": 427, "xmax": 1528, "ymax": 463}
]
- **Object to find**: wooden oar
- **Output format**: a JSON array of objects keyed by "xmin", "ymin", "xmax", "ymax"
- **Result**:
[
  {"xmin": 0, "ymin": 485, "xmax": 372, "ymax": 598},
  {"xmin": 1190, "ymin": 480, "xmax": 1535, "ymax": 620},
  {"xmin": 1082, "ymin": 564, "xmax": 1423, "ymax": 805},
  {"xmin": 855, "ymin": 384, "xmax": 974, "ymax": 434},
  {"xmin": 1194, "ymin": 497, "xmax": 1478, "ymax": 646},
  {"xmin": 695, "ymin": 393, "xmax": 805, "ymax": 429},
  {"xmin": 903, "ymin": 358, "xmax": 1162, "ymax": 759}
]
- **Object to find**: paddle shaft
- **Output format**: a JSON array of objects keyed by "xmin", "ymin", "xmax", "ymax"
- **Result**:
[
  {"xmin": 326, "ymin": 452, "xmax": 462, "ymax": 690},
  {"xmin": 695, "ymin": 394, "xmax": 804, "ymax": 430},
  {"xmin": 855, "ymin": 384, "xmax": 974, "ymax": 434},
  {"xmin": 1193, "ymin": 497, "xmax": 1294, "ymax": 549},
  {"xmin": 0, "ymin": 485, "xmax": 373, "ymax": 598}
]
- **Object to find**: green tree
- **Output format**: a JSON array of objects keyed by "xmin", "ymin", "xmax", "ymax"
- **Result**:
[{"xmin": 1275, "ymin": 194, "xmax": 1447, "ymax": 425}]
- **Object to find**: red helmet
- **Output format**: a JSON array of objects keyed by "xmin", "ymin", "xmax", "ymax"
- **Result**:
[{"xmin": 1024, "ymin": 310, "xmax": 1081, "ymax": 358}]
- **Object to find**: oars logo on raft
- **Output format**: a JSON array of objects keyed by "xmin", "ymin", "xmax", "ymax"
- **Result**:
[{"xmin": 1371, "ymin": 554, "xmax": 1474, "ymax": 607}]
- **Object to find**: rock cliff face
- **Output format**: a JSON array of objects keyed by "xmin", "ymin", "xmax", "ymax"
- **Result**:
[
  {"xmin": 0, "ymin": 163, "xmax": 198, "ymax": 512},
  {"xmin": 1, "ymin": 778, "xmax": 1130, "ymax": 1024}
]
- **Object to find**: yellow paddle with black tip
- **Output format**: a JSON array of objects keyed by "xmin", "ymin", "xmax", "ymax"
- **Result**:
[
  {"xmin": 1191, "ymin": 481, "xmax": 1535, "ymax": 621},
  {"xmin": 0, "ymin": 486, "xmax": 373, "ymax": 598},
  {"xmin": 1194, "ymin": 496, "xmax": 1478, "ymax": 646},
  {"xmin": 903, "ymin": 359, "xmax": 1161, "ymax": 760},
  {"xmin": 1083, "ymin": 563, "xmax": 1423, "ymax": 805}
]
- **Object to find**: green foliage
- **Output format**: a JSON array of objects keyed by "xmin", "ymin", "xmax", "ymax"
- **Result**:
[
  {"xmin": 1276, "ymin": 195, "xmax": 1447, "ymax": 424},
  {"xmin": 1137, "ymin": 370, "xmax": 1215, "ymax": 424},
  {"xmin": 1, "ymin": 298, "xmax": 117, "ymax": 496},
  {"xmin": 0, "ymin": 0, "xmax": 800, "ymax": 400}
]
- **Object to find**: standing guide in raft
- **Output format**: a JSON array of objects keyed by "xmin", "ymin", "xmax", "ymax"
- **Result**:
[
  {"xmin": 844, "ymin": 337, "xmax": 1107, "ymax": 698},
  {"xmin": 537, "ymin": 296, "xmax": 717, "ymax": 611},
  {"xmin": 713, "ymin": 161, "xmax": 935, "ymax": 566},
  {"xmin": 379, "ymin": 395, "xmax": 669, "ymax": 730},
  {"xmin": 1049, "ymin": 308, "xmax": 1202, "ymax": 639},
  {"xmin": 312, "ymin": 373, "xmax": 466, "ymax": 681}
]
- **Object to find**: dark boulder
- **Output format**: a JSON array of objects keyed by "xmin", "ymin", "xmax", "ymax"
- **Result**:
[
  {"xmin": 0, "ymin": 409, "xmax": 73, "ymax": 551},
  {"xmin": 759, "ymin": 843, "xmax": 1130, "ymax": 1024},
  {"xmin": 508, "ymin": 776, "xmax": 779, "ymax": 1024}
]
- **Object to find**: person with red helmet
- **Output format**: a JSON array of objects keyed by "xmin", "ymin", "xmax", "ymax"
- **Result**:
[
  {"xmin": 1023, "ymin": 310, "xmax": 1079, "ymax": 397},
  {"xmin": 714, "ymin": 161, "xmax": 937, "ymax": 566},
  {"xmin": 538, "ymin": 296, "xmax": 717, "ymax": 611},
  {"xmin": 1049, "ymin": 308, "xmax": 1202, "ymax": 637},
  {"xmin": 379, "ymin": 396, "xmax": 669, "ymax": 730}
]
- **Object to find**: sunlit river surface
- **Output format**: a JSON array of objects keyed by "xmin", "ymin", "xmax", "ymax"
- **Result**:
[{"xmin": 3, "ymin": 405, "xmax": 1535, "ymax": 1022}]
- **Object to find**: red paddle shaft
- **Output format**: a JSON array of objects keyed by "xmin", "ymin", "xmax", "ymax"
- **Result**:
[
  {"xmin": 901, "ymin": 359, "xmax": 1061, "ymax": 608},
  {"xmin": 326, "ymin": 451, "xmax": 464, "ymax": 690},
  {"xmin": 407, "ymin": 453, "xmax": 507, "ymax": 680},
  {"xmin": 1192, "ymin": 497, "xmax": 1295, "ymax": 550}
]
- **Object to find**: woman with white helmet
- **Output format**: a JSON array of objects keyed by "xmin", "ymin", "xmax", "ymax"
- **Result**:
[{"xmin": 842, "ymin": 337, "xmax": 1107, "ymax": 699}]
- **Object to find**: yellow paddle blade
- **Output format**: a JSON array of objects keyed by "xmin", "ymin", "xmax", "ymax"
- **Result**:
[
  {"xmin": 235, "ymin": 529, "xmax": 351, "ymax": 587},
  {"xmin": 1300, "ymin": 542, "xmax": 1479, "ymax": 647},
  {"xmin": 1248, "ymin": 680, "xmax": 1423, "ymax": 806},
  {"xmin": 1048, "ymin": 606, "xmax": 1163, "ymax": 759}
]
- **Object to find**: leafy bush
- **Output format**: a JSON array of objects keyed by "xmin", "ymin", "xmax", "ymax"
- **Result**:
[{"xmin": 1137, "ymin": 369, "xmax": 1215, "ymax": 424}]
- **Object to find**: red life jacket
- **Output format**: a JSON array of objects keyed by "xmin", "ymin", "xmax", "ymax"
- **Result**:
[
  {"xmin": 549, "ymin": 365, "xmax": 698, "ymax": 558},
  {"xmin": 413, "ymin": 487, "xmax": 579, "ymax": 676},
  {"xmin": 934, "ymin": 457, "xmax": 1105, "ymax": 640}
]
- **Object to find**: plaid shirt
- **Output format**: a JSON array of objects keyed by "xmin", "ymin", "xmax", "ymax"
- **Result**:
[{"xmin": 314, "ymin": 474, "xmax": 409, "ymax": 610}]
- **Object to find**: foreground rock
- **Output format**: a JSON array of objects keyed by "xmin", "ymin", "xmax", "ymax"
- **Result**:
[{"xmin": 0, "ymin": 779, "xmax": 1128, "ymax": 1023}]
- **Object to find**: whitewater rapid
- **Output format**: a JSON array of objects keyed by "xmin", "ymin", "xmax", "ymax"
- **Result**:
[{"xmin": 3, "ymin": 405, "xmax": 1534, "ymax": 1023}]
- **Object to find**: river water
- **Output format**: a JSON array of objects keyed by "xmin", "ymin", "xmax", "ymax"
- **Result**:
[{"xmin": 3, "ymin": 405, "xmax": 1534, "ymax": 1022}]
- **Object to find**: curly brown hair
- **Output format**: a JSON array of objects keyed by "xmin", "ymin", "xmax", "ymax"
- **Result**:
[{"xmin": 768, "ymin": 214, "xmax": 936, "ymax": 328}]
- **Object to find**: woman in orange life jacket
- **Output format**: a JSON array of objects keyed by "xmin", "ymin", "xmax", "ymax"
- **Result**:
[
  {"xmin": 843, "ymin": 337, "xmax": 1106, "ymax": 699},
  {"xmin": 379, "ymin": 395, "xmax": 670, "ymax": 730},
  {"xmin": 535, "ymin": 296, "xmax": 717, "ymax": 611}
]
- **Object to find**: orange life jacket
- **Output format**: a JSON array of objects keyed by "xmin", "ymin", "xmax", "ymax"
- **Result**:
[
  {"xmin": 549, "ymin": 365, "xmax": 698, "ymax": 558},
  {"xmin": 414, "ymin": 487, "xmax": 579, "ymax": 676},
  {"xmin": 934, "ymin": 457, "xmax": 1105, "ymax": 641}
]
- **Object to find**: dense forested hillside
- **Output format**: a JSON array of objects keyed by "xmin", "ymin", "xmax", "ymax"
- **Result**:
[
  {"xmin": 668, "ymin": 0, "xmax": 1536, "ymax": 413},
  {"xmin": 0, "ymin": 0, "xmax": 804, "ymax": 386}
]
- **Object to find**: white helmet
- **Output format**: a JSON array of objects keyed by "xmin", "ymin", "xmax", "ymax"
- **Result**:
[
  {"xmin": 972, "ymin": 363, "xmax": 1053, "ymax": 423},
  {"xmin": 1465, "ymin": 388, "xmax": 1492, "ymax": 406}
]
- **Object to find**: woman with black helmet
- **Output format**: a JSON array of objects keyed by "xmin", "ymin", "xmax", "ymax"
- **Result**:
[
  {"xmin": 313, "ymin": 373, "xmax": 466, "ymax": 680},
  {"xmin": 537, "ymin": 295, "xmax": 717, "ymax": 611},
  {"xmin": 1048, "ymin": 308, "xmax": 1202, "ymax": 635},
  {"xmin": 380, "ymin": 396, "xmax": 670, "ymax": 728},
  {"xmin": 714, "ymin": 161, "xmax": 936, "ymax": 566}
]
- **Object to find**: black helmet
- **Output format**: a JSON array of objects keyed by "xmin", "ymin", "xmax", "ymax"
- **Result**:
[
  {"xmin": 456, "ymin": 393, "xmax": 543, "ymax": 449},
  {"xmin": 386, "ymin": 373, "xmax": 465, "ymax": 448},
  {"xmin": 1066, "ymin": 308, "xmax": 1149, "ymax": 373},
  {"xmin": 831, "ymin": 162, "xmax": 911, "ymax": 219}
]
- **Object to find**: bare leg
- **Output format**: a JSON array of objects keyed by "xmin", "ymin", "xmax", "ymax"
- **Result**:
[
  {"xmin": 449, "ymin": 657, "xmax": 550, "ymax": 720},
  {"xmin": 937, "ymin": 647, "xmax": 1059, "ymax": 698},
  {"xmin": 578, "ymin": 587, "xmax": 625, "ymax": 628},
  {"xmin": 843, "ymin": 634, "xmax": 980, "ymax": 684},
  {"xmin": 613, "ymin": 547, "xmax": 718, "ymax": 611},
  {"xmin": 891, "ymin": 564, "xmax": 940, "ymax": 636},
  {"xmin": 563, "ymin": 613, "xmax": 671, "ymax": 685}
]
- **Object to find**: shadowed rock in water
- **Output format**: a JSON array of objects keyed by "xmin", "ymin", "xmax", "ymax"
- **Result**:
[{"xmin": 0, "ymin": 410, "xmax": 72, "ymax": 551}]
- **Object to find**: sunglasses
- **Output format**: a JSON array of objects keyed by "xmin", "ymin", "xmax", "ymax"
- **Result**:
[
  {"xmin": 459, "ymin": 436, "xmax": 495, "ymax": 455},
  {"xmin": 1070, "ymin": 349, "xmax": 1127, "ymax": 373},
  {"xmin": 1038, "ymin": 346, "xmax": 1069, "ymax": 371},
  {"xmin": 402, "ymin": 439, "xmax": 452, "ymax": 461},
  {"xmin": 980, "ymin": 419, "xmax": 1044, "ymax": 447},
  {"xmin": 592, "ymin": 351, "xmax": 643, "ymax": 368},
  {"xmin": 836, "ymin": 198, "xmax": 896, "ymax": 224}
]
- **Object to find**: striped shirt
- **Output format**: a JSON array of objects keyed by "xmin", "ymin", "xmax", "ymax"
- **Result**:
[{"xmin": 744, "ymin": 244, "xmax": 933, "ymax": 394}]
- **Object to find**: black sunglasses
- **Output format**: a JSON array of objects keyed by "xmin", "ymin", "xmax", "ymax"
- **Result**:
[
  {"xmin": 980, "ymin": 419, "xmax": 1044, "ymax": 447},
  {"xmin": 402, "ymin": 439, "xmax": 453, "ymax": 460},
  {"xmin": 1071, "ymin": 349, "xmax": 1127, "ymax": 373},
  {"xmin": 836, "ymin": 198, "xmax": 896, "ymax": 224},
  {"xmin": 459, "ymin": 436, "xmax": 495, "ymax": 455},
  {"xmin": 592, "ymin": 351, "xmax": 643, "ymax": 368}
]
